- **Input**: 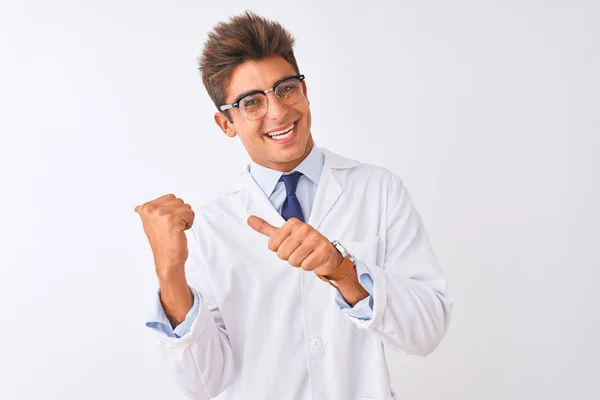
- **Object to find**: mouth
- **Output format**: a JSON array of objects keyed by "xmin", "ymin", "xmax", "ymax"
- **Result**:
[{"xmin": 264, "ymin": 121, "xmax": 298, "ymax": 144}]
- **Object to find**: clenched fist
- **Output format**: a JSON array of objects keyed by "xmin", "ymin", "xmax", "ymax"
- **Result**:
[{"xmin": 134, "ymin": 194, "xmax": 195, "ymax": 280}]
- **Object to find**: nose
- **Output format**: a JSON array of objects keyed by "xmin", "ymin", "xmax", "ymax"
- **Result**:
[{"xmin": 264, "ymin": 91, "xmax": 288, "ymax": 121}]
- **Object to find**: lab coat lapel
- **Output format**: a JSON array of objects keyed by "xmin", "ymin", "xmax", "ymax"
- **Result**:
[
  {"xmin": 240, "ymin": 170, "xmax": 286, "ymax": 228},
  {"xmin": 307, "ymin": 159, "xmax": 342, "ymax": 231}
]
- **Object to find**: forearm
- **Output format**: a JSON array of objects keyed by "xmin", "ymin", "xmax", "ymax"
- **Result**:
[
  {"xmin": 335, "ymin": 264, "xmax": 369, "ymax": 307},
  {"xmin": 158, "ymin": 268, "xmax": 193, "ymax": 328}
]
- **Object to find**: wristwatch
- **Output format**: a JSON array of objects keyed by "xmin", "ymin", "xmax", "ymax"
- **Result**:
[
  {"xmin": 315, "ymin": 240, "xmax": 356, "ymax": 289},
  {"xmin": 331, "ymin": 240, "xmax": 348, "ymax": 258}
]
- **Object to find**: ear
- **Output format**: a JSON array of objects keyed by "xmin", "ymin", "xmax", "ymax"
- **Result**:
[{"xmin": 214, "ymin": 112, "xmax": 237, "ymax": 138}]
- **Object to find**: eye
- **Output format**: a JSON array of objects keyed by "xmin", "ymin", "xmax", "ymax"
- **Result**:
[
  {"xmin": 241, "ymin": 95, "xmax": 263, "ymax": 107},
  {"xmin": 277, "ymin": 84, "xmax": 297, "ymax": 96}
]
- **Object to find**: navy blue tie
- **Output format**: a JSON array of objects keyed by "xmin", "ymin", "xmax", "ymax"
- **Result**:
[{"xmin": 280, "ymin": 172, "xmax": 305, "ymax": 222}]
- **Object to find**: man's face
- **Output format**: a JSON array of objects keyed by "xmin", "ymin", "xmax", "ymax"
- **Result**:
[{"xmin": 214, "ymin": 55, "xmax": 313, "ymax": 172}]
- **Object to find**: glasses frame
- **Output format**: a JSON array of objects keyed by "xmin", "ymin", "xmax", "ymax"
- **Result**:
[{"xmin": 219, "ymin": 74, "xmax": 306, "ymax": 119}]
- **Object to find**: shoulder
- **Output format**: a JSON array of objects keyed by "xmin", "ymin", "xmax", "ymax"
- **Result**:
[
  {"xmin": 192, "ymin": 190, "xmax": 244, "ymax": 221},
  {"xmin": 323, "ymin": 147, "xmax": 406, "ymax": 190}
]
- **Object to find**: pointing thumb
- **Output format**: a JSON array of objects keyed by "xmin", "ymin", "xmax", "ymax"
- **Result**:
[{"xmin": 247, "ymin": 215, "xmax": 278, "ymax": 238}]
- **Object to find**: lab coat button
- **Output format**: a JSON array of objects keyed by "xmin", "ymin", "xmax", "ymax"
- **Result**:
[{"xmin": 310, "ymin": 338, "xmax": 323, "ymax": 350}]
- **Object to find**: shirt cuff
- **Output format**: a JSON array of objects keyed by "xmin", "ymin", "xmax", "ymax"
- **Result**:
[
  {"xmin": 145, "ymin": 287, "xmax": 200, "ymax": 338},
  {"xmin": 334, "ymin": 259, "xmax": 375, "ymax": 321}
]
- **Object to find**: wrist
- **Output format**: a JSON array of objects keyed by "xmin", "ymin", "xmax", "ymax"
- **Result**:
[
  {"xmin": 158, "ymin": 273, "xmax": 193, "ymax": 328},
  {"xmin": 334, "ymin": 266, "xmax": 369, "ymax": 306},
  {"xmin": 316, "ymin": 254, "xmax": 355, "ymax": 288},
  {"xmin": 158, "ymin": 273, "xmax": 188, "ymax": 292},
  {"xmin": 334, "ymin": 264, "xmax": 360, "ymax": 287},
  {"xmin": 156, "ymin": 261, "xmax": 186, "ymax": 284}
]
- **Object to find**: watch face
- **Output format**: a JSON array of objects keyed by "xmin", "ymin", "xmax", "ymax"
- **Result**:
[{"xmin": 332, "ymin": 240, "xmax": 348, "ymax": 257}]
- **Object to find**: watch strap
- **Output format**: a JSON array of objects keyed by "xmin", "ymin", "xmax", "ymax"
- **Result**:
[{"xmin": 315, "ymin": 255, "xmax": 355, "ymax": 289}]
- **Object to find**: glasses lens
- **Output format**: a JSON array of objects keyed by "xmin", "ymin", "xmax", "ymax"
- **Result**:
[
  {"xmin": 239, "ymin": 93, "xmax": 268, "ymax": 120},
  {"xmin": 275, "ymin": 78, "xmax": 303, "ymax": 105}
]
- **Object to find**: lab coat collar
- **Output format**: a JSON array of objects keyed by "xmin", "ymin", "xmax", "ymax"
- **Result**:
[
  {"xmin": 249, "ymin": 145, "xmax": 325, "ymax": 199},
  {"xmin": 224, "ymin": 147, "xmax": 359, "ymax": 230}
]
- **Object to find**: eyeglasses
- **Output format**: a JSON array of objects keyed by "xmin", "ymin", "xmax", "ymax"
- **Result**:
[{"xmin": 219, "ymin": 74, "xmax": 306, "ymax": 121}]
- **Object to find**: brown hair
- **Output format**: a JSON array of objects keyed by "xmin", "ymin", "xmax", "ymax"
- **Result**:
[{"xmin": 198, "ymin": 11, "xmax": 301, "ymax": 115}]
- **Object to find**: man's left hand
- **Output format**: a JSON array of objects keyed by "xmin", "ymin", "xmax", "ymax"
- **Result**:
[{"xmin": 247, "ymin": 215, "xmax": 343, "ymax": 277}]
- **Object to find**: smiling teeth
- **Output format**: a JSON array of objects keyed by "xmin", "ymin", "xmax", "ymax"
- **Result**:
[{"xmin": 267, "ymin": 123, "xmax": 295, "ymax": 139}]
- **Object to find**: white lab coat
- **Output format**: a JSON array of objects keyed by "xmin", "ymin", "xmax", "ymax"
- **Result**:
[{"xmin": 149, "ymin": 148, "xmax": 453, "ymax": 400}]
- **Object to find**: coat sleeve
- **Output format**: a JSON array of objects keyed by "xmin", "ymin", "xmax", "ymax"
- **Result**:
[
  {"xmin": 343, "ymin": 174, "xmax": 454, "ymax": 356},
  {"xmin": 147, "ymin": 223, "xmax": 236, "ymax": 399}
]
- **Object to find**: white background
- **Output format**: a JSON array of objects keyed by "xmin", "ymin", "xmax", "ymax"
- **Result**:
[{"xmin": 1, "ymin": 0, "xmax": 599, "ymax": 399}]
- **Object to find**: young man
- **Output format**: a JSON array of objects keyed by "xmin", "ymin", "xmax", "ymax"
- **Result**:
[{"xmin": 135, "ymin": 11, "xmax": 453, "ymax": 400}]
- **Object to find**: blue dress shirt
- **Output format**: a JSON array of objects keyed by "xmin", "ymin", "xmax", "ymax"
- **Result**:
[{"xmin": 147, "ymin": 145, "xmax": 374, "ymax": 338}]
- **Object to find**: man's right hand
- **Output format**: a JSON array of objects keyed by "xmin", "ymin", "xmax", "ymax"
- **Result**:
[
  {"xmin": 135, "ymin": 194, "xmax": 195, "ymax": 327},
  {"xmin": 134, "ymin": 194, "xmax": 195, "ymax": 281}
]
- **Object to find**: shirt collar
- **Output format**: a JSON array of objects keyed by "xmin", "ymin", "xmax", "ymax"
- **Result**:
[{"xmin": 249, "ymin": 145, "xmax": 324, "ymax": 198}]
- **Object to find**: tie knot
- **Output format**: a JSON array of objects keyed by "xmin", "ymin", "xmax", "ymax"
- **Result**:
[{"xmin": 279, "ymin": 171, "xmax": 303, "ymax": 196}]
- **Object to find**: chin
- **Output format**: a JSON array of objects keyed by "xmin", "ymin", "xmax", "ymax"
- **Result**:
[{"xmin": 257, "ymin": 120, "xmax": 312, "ymax": 167}]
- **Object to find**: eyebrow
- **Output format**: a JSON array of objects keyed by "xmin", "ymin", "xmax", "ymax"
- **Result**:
[{"xmin": 232, "ymin": 74, "xmax": 298, "ymax": 104}]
